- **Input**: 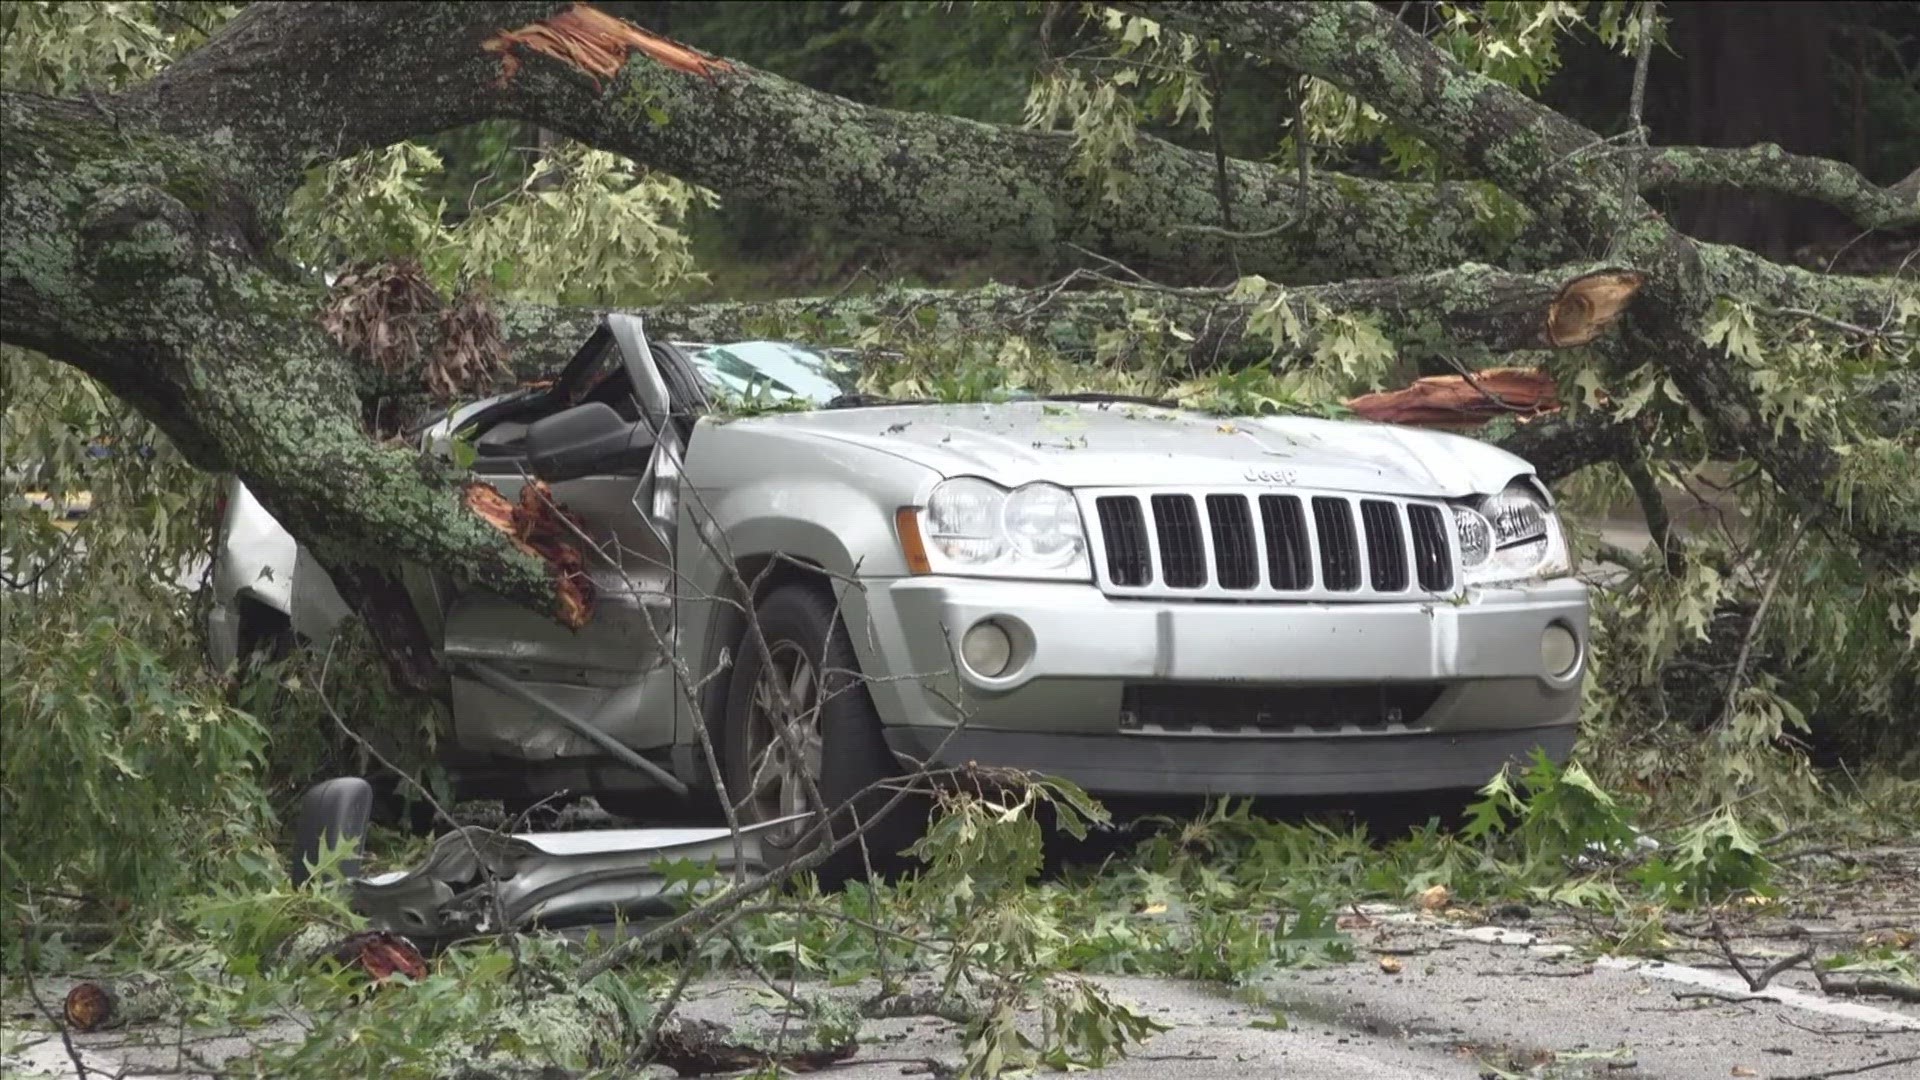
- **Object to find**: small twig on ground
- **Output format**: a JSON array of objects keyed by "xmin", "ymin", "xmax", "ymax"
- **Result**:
[
  {"xmin": 1811, "ymin": 969, "xmax": 1920, "ymax": 1004},
  {"xmin": 1778, "ymin": 1055, "xmax": 1920, "ymax": 1080},
  {"xmin": 18, "ymin": 927, "xmax": 92, "ymax": 1080},
  {"xmin": 1672, "ymin": 990, "xmax": 1775, "ymax": 1006},
  {"xmin": 1776, "ymin": 1014, "xmax": 1913, "ymax": 1037},
  {"xmin": 1707, "ymin": 917, "xmax": 1813, "ymax": 992}
]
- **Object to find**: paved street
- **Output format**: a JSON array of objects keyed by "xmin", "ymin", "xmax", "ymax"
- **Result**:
[{"xmin": 10, "ymin": 873, "xmax": 1917, "ymax": 1079}]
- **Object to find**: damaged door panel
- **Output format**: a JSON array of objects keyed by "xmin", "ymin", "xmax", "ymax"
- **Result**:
[{"xmin": 440, "ymin": 316, "xmax": 686, "ymax": 765}]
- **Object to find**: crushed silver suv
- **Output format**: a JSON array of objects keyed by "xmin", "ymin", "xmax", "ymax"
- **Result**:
[{"xmin": 211, "ymin": 314, "xmax": 1587, "ymax": 857}]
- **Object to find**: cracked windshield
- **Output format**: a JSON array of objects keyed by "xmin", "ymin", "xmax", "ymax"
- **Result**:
[{"xmin": 688, "ymin": 341, "xmax": 860, "ymax": 405}]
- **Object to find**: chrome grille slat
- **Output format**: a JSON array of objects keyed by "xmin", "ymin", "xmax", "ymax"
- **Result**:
[
  {"xmin": 1407, "ymin": 504, "xmax": 1454, "ymax": 592},
  {"xmin": 1312, "ymin": 496, "xmax": 1362, "ymax": 592},
  {"xmin": 1206, "ymin": 494, "xmax": 1259, "ymax": 590},
  {"xmin": 1081, "ymin": 486, "xmax": 1458, "ymax": 602},
  {"xmin": 1258, "ymin": 494, "xmax": 1313, "ymax": 591},
  {"xmin": 1360, "ymin": 499, "xmax": 1409, "ymax": 592},
  {"xmin": 1151, "ymin": 494, "xmax": 1208, "ymax": 588},
  {"xmin": 1095, "ymin": 496, "xmax": 1153, "ymax": 586}
]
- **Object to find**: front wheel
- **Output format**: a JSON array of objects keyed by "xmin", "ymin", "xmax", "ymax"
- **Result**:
[{"xmin": 721, "ymin": 584, "xmax": 916, "ymax": 884}]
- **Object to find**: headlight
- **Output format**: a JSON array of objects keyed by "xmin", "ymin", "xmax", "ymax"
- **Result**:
[
  {"xmin": 1454, "ymin": 481, "xmax": 1572, "ymax": 586},
  {"xmin": 918, "ymin": 478, "xmax": 1090, "ymax": 580}
]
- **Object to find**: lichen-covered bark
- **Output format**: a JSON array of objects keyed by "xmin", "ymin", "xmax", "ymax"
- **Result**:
[
  {"xmin": 1128, "ymin": 2, "xmax": 1614, "ymax": 246},
  {"xmin": 0, "ymin": 90, "xmax": 548, "ymax": 682},
  {"xmin": 1643, "ymin": 148, "xmax": 1920, "ymax": 231},
  {"xmin": 477, "ymin": 263, "xmax": 1644, "ymax": 391},
  {"xmin": 123, "ymin": 1, "xmax": 1554, "ymax": 284}
]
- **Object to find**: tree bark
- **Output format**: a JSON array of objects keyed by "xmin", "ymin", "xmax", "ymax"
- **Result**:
[
  {"xmin": 122, "ymin": 1, "xmax": 1554, "ymax": 285},
  {"xmin": 0, "ymin": 91, "xmax": 550, "ymax": 682}
]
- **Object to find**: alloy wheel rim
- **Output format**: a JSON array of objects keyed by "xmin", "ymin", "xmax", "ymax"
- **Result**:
[{"xmin": 744, "ymin": 640, "xmax": 823, "ymax": 847}]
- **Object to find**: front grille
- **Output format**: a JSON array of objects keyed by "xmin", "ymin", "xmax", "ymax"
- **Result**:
[
  {"xmin": 1085, "ymin": 487, "xmax": 1455, "ymax": 600},
  {"xmin": 1259, "ymin": 495, "xmax": 1313, "ymax": 591},
  {"xmin": 1121, "ymin": 683, "xmax": 1444, "ymax": 734}
]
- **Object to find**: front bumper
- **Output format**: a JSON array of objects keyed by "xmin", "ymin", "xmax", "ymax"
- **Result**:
[
  {"xmin": 884, "ymin": 723, "xmax": 1577, "ymax": 798},
  {"xmin": 852, "ymin": 575, "xmax": 1587, "ymax": 797}
]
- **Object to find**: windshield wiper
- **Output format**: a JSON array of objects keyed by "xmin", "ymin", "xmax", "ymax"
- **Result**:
[
  {"xmin": 824, "ymin": 393, "xmax": 934, "ymax": 409},
  {"xmin": 1027, "ymin": 391, "xmax": 1177, "ymax": 408},
  {"xmin": 823, "ymin": 391, "xmax": 1176, "ymax": 410}
]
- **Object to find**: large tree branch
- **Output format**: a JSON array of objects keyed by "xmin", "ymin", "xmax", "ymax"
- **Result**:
[
  {"xmin": 1126, "ymin": 1, "xmax": 1614, "ymax": 246},
  {"xmin": 1127, "ymin": 1, "xmax": 1920, "ymax": 568},
  {"xmin": 0, "ymin": 90, "xmax": 554, "ymax": 682},
  {"xmin": 1641, "ymin": 148, "xmax": 1920, "ymax": 231},
  {"xmin": 124, "ymin": 1, "xmax": 1558, "ymax": 284},
  {"xmin": 477, "ymin": 263, "xmax": 1644, "ymax": 387}
]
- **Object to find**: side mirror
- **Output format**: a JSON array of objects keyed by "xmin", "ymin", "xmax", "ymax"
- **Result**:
[{"xmin": 525, "ymin": 403, "xmax": 651, "ymax": 481}]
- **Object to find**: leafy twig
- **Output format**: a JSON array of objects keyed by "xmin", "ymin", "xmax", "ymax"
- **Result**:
[{"xmin": 1713, "ymin": 517, "xmax": 1810, "ymax": 734}]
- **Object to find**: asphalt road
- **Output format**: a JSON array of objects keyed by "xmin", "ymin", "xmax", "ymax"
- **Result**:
[{"xmin": 10, "ymin": 883, "xmax": 1916, "ymax": 1080}]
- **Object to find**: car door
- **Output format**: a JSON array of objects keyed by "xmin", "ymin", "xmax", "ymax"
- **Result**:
[{"xmin": 439, "ymin": 315, "xmax": 685, "ymax": 764}]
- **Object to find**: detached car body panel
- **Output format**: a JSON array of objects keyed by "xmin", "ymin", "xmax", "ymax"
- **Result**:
[{"xmin": 210, "ymin": 314, "xmax": 1589, "ymax": 812}]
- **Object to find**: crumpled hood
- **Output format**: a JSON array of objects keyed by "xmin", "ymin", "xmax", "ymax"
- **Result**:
[{"xmin": 757, "ymin": 401, "xmax": 1536, "ymax": 498}]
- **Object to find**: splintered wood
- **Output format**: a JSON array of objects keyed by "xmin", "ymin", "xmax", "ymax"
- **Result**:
[
  {"xmin": 484, "ymin": 4, "xmax": 732, "ymax": 88},
  {"xmin": 464, "ymin": 480, "xmax": 595, "ymax": 628},
  {"xmin": 1345, "ymin": 367, "xmax": 1560, "ymax": 429},
  {"xmin": 1545, "ymin": 269, "xmax": 1645, "ymax": 347},
  {"xmin": 1343, "ymin": 267, "xmax": 1642, "ymax": 430}
]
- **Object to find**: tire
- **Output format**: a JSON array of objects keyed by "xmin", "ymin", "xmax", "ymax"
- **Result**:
[
  {"xmin": 721, "ymin": 584, "xmax": 917, "ymax": 885},
  {"xmin": 291, "ymin": 777, "xmax": 373, "ymax": 887}
]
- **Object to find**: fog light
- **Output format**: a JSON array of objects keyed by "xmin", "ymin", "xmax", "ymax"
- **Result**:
[
  {"xmin": 961, "ymin": 620, "xmax": 1014, "ymax": 678},
  {"xmin": 1541, "ymin": 623, "xmax": 1580, "ymax": 677}
]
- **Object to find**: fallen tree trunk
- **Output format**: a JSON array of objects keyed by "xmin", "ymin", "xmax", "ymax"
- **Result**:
[
  {"xmin": 0, "ymin": 91, "xmax": 550, "ymax": 684},
  {"xmin": 126, "ymin": 2, "xmax": 1547, "ymax": 286},
  {"xmin": 486, "ymin": 264, "xmax": 1646, "ymax": 380}
]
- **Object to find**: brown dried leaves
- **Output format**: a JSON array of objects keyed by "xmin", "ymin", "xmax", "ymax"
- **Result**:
[
  {"xmin": 320, "ymin": 261, "xmax": 440, "ymax": 379},
  {"xmin": 464, "ymin": 479, "xmax": 595, "ymax": 629},
  {"xmin": 320, "ymin": 262, "xmax": 510, "ymax": 403},
  {"xmin": 483, "ymin": 4, "xmax": 732, "ymax": 89},
  {"xmin": 431, "ymin": 290, "xmax": 511, "ymax": 402}
]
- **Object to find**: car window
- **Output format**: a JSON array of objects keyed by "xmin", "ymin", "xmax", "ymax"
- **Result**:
[{"xmin": 685, "ymin": 342, "xmax": 859, "ymax": 406}]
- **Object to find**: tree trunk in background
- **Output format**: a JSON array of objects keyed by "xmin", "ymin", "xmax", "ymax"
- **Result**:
[{"xmin": 1653, "ymin": 1, "xmax": 1849, "ymax": 260}]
